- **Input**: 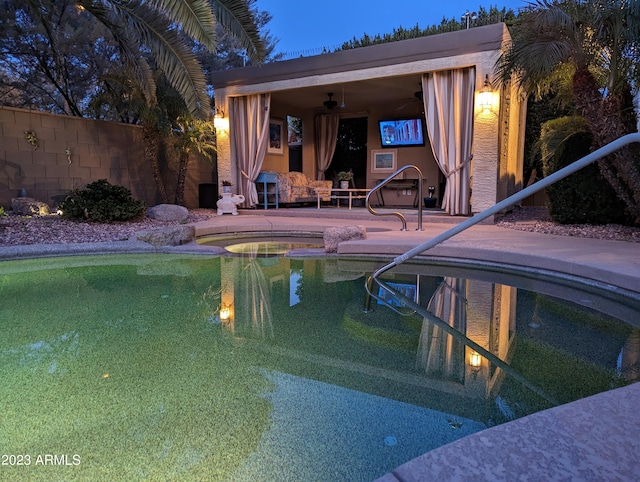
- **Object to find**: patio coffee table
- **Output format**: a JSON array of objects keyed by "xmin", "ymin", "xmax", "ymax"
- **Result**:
[{"xmin": 316, "ymin": 188, "xmax": 371, "ymax": 209}]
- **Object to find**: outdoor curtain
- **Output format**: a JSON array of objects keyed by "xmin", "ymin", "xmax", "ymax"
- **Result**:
[
  {"xmin": 422, "ymin": 67, "xmax": 475, "ymax": 215},
  {"xmin": 314, "ymin": 113, "xmax": 340, "ymax": 179},
  {"xmin": 416, "ymin": 277, "xmax": 467, "ymax": 383},
  {"xmin": 236, "ymin": 252, "xmax": 274, "ymax": 340},
  {"xmin": 230, "ymin": 93, "xmax": 271, "ymax": 207}
]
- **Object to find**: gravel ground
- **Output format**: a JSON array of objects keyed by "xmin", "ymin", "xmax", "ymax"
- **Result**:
[
  {"xmin": 0, "ymin": 206, "xmax": 638, "ymax": 246},
  {"xmin": 0, "ymin": 209, "xmax": 217, "ymax": 246},
  {"xmin": 495, "ymin": 206, "xmax": 640, "ymax": 243}
]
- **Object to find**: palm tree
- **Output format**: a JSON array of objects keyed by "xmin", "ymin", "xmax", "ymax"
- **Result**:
[
  {"xmin": 498, "ymin": 0, "xmax": 640, "ymax": 223},
  {"xmin": 28, "ymin": 0, "xmax": 265, "ymax": 118},
  {"xmin": 173, "ymin": 117, "xmax": 217, "ymax": 205},
  {"xmin": 90, "ymin": 71, "xmax": 175, "ymax": 203}
]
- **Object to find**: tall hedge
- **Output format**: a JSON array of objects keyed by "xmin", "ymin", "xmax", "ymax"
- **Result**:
[{"xmin": 543, "ymin": 132, "xmax": 632, "ymax": 225}]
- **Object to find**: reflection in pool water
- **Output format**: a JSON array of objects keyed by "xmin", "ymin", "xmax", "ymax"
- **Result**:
[
  {"xmin": 197, "ymin": 235, "xmax": 324, "ymax": 257},
  {"xmin": 224, "ymin": 241, "xmax": 322, "ymax": 256},
  {"xmin": 1, "ymin": 254, "xmax": 638, "ymax": 481}
]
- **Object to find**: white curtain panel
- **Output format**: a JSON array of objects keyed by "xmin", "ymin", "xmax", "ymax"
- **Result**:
[
  {"xmin": 314, "ymin": 113, "xmax": 340, "ymax": 179},
  {"xmin": 239, "ymin": 257, "xmax": 274, "ymax": 340},
  {"xmin": 416, "ymin": 277, "xmax": 468, "ymax": 382},
  {"xmin": 422, "ymin": 67, "xmax": 475, "ymax": 215},
  {"xmin": 230, "ymin": 93, "xmax": 271, "ymax": 207}
]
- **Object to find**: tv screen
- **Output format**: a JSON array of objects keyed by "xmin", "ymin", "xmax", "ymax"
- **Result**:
[{"xmin": 378, "ymin": 118, "xmax": 425, "ymax": 147}]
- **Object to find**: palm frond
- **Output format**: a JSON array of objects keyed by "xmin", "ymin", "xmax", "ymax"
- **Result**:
[
  {"xmin": 148, "ymin": 0, "xmax": 217, "ymax": 52},
  {"xmin": 497, "ymin": 0, "xmax": 592, "ymax": 94},
  {"xmin": 81, "ymin": 1, "xmax": 157, "ymax": 106},
  {"xmin": 537, "ymin": 115, "xmax": 590, "ymax": 165},
  {"xmin": 108, "ymin": 1, "xmax": 210, "ymax": 117},
  {"xmin": 210, "ymin": 0, "xmax": 265, "ymax": 63}
]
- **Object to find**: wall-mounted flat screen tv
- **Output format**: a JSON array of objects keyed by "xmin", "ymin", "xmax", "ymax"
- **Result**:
[{"xmin": 378, "ymin": 118, "xmax": 425, "ymax": 147}]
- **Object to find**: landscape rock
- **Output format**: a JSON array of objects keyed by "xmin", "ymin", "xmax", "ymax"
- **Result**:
[
  {"xmin": 132, "ymin": 225, "xmax": 195, "ymax": 246},
  {"xmin": 147, "ymin": 204, "xmax": 189, "ymax": 222},
  {"xmin": 323, "ymin": 225, "xmax": 366, "ymax": 253},
  {"xmin": 11, "ymin": 197, "xmax": 50, "ymax": 216}
]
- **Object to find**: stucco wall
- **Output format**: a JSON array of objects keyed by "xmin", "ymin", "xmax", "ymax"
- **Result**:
[
  {"xmin": 212, "ymin": 25, "xmax": 526, "ymax": 215},
  {"xmin": 0, "ymin": 107, "xmax": 213, "ymax": 210}
]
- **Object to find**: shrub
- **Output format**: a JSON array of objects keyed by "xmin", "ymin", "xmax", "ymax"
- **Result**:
[
  {"xmin": 542, "ymin": 131, "xmax": 632, "ymax": 226},
  {"xmin": 59, "ymin": 179, "xmax": 146, "ymax": 223},
  {"xmin": 0, "ymin": 206, "xmax": 4, "ymax": 217}
]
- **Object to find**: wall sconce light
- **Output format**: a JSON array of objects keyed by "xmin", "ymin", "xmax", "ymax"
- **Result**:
[
  {"xmin": 469, "ymin": 351, "xmax": 482, "ymax": 368},
  {"xmin": 469, "ymin": 350, "xmax": 482, "ymax": 380},
  {"xmin": 478, "ymin": 74, "xmax": 493, "ymax": 113},
  {"xmin": 213, "ymin": 107, "xmax": 228, "ymax": 133},
  {"xmin": 219, "ymin": 305, "xmax": 231, "ymax": 322}
]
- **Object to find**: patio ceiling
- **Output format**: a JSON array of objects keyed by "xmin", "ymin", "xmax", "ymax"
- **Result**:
[{"xmin": 269, "ymin": 73, "xmax": 425, "ymax": 114}]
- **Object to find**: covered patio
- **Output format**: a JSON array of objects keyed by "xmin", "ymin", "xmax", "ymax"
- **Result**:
[{"xmin": 211, "ymin": 23, "xmax": 525, "ymax": 218}]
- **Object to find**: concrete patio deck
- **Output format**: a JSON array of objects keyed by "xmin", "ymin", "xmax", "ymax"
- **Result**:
[{"xmin": 2, "ymin": 206, "xmax": 639, "ymax": 481}]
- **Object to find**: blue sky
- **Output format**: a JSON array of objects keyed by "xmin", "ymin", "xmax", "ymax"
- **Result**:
[{"xmin": 257, "ymin": 1, "xmax": 528, "ymax": 55}]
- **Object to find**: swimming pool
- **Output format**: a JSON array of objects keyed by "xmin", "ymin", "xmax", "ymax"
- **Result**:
[{"xmin": 1, "ymin": 253, "xmax": 638, "ymax": 481}]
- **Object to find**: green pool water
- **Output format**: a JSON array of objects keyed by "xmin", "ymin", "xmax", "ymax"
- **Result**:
[{"xmin": 1, "ymin": 254, "xmax": 638, "ymax": 481}]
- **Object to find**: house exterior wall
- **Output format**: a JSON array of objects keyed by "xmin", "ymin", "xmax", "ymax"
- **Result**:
[
  {"xmin": 0, "ymin": 107, "xmax": 213, "ymax": 210},
  {"xmin": 213, "ymin": 24, "xmax": 524, "ymax": 216},
  {"xmin": 215, "ymin": 56, "xmax": 512, "ymax": 214}
]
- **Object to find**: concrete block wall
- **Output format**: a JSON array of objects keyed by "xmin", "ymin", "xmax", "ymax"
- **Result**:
[{"xmin": 0, "ymin": 107, "xmax": 213, "ymax": 210}]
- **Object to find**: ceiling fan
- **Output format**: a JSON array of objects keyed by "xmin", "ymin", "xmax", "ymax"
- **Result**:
[
  {"xmin": 323, "ymin": 92, "xmax": 338, "ymax": 109},
  {"xmin": 395, "ymin": 83, "xmax": 424, "ymax": 112}
]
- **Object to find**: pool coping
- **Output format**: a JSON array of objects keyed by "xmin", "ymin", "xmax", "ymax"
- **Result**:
[{"xmin": 1, "ymin": 212, "xmax": 639, "ymax": 480}]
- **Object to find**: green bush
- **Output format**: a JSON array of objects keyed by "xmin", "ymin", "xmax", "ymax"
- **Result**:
[
  {"xmin": 543, "ymin": 132, "xmax": 632, "ymax": 225},
  {"xmin": 0, "ymin": 206, "xmax": 4, "ymax": 217},
  {"xmin": 59, "ymin": 179, "xmax": 146, "ymax": 223}
]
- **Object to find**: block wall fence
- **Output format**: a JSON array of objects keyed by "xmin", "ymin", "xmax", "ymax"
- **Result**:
[{"xmin": 0, "ymin": 106, "xmax": 214, "ymax": 210}]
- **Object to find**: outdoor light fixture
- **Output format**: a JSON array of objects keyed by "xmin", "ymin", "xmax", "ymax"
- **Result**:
[
  {"xmin": 219, "ymin": 305, "xmax": 231, "ymax": 322},
  {"xmin": 469, "ymin": 351, "xmax": 482, "ymax": 368},
  {"xmin": 461, "ymin": 11, "xmax": 477, "ymax": 29},
  {"xmin": 213, "ymin": 107, "xmax": 228, "ymax": 133},
  {"xmin": 478, "ymin": 74, "xmax": 493, "ymax": 112}
]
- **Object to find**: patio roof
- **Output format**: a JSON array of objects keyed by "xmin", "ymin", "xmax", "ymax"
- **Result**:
[{"xmin": 211, "ymin": 23, "xmax": 509, "ymax": 112}]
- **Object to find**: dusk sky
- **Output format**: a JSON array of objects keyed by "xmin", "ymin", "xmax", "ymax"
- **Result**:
[{"xmin": 257, "ymin": 1, "xmax": 528, "ymax": 55}]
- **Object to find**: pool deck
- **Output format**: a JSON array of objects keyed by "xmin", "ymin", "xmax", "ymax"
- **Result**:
[{"xmin": 2, "ymin": 206, "xmax": 640, "ymax": 481}]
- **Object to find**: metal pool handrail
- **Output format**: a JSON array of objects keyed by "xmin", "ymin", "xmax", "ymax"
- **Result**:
[
  {"xmin": 369, "ymin": 132, "xmax": 640, "ymax": 280},
  {"xmin": 373, "ymin": 276, "xmax": 560, "ymax": 406},
  {"xmin": 365, "ymin": 165, "xmax": 424, "ymax": 231}
]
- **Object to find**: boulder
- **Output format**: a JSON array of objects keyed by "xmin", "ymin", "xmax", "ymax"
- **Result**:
[
  {"xmin": 11, "ymin": 197, "xmax": 50, "ymax": 216},
  {"xmin": 323, "ymin": 225, "xmax": 366, "ymax": 253},
  {"xmin": 132, "ymin": 225, "xmax": 195, "ymax": 246},
  {"xmin": 147, "ymin": 204, "xmax": 189, "ymax": 222}
]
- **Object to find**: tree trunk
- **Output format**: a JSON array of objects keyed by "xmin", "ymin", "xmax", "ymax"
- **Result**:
[
  {"xmin": 572, "ymin": 67, "xmax": 640, "ymax": 223},
  {"xmin": 175, "ymin": 151, "xmax": 189, "ymax": 206},
  {"xmin": 143, "ymin": 124, "xmax": 168, "ymax": 204}
]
